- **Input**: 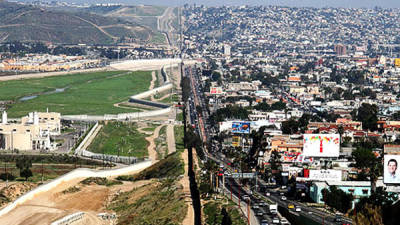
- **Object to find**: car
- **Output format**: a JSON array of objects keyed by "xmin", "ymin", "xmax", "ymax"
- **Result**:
[
  {"xmin": 272, "ymin": 217, "xmax": 280, "ymax": 224},
  {"xmin": 255, "ymin": 210, "xmax": 263, "ymax": 216},
  {"xmin": 288, "ymin": 204, "xmax": 294, "ymax": 209},
  {"xmin": 281, "ymin": 196, "xmax": 287, "ymax": 201},
  {"xmin": 243, "ymin": 195, "xmax": 250, "ymax": 200},
  {"xmin": 280, "ymin": 192, "xmax": 284, "ymax": 196},
  {"xmin": 261, "ymin": 220, "xmax": 269, "ymax": 225},
  {"xmin": 265, "ymin": 192, "xmax": 271, "ymax": 196},
  {"xmin": 280, "ymin": 218, "xmax": 290, "ymax": 225},
  {"xmin": 252, "ymin": 205, "xmax": 260, "ymax": 210},
  {"xmin": 295, "ymin": 206, "xmax": 301, "ymax": 212}
]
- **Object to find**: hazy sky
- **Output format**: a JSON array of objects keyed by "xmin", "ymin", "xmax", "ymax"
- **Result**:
[{"xmin": 42, "ymin": 0, "xmax": 400, "ymax": 8}]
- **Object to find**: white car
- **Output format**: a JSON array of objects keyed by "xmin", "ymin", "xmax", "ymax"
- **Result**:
[
  {"xmin": 295, "ymin": 206, "xmax": 301, "ymax": 212},
  {"xmin": 272, "ymin": 217, "xmax": 280, "ymax": 224},
  {"xmin": 266, "ymin": 192, "xmax": 271, "ymax": 196},
  {"xmin": 281, "ymin": 196, "xmax": 287, "ymax": 201}
]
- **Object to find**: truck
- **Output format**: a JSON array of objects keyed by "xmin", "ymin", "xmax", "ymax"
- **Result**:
[{"xmin": 269, "ymin": 203, "xmax": 278, "ymax": 214}]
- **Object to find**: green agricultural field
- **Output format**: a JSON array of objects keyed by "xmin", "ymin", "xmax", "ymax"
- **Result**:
[
  {"xmin": 0, "ymin": 70, "xmax": 152, "ymax": 117},
  {"xmin": 88, "ymin": 122, "xmax": 148, "ymax": 158}
]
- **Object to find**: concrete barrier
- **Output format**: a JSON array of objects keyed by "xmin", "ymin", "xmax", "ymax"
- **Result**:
[
  {"xmin": 81, "ymin": 149, "xmax": 140, "ymax": 164},
  {"xmin": 51, "ymin": 212, "xmax": 85, "ymax": 225},
  {"xmin": 0, "ymin": 160, "xmax": 152, "ymax": 218},
  {"xmin": 62, "ymin": 107, "xmax": 172, "ymax": 121},
  {"xmin": 74, "ymin": 122, "xmax": 98, "ymax": 155}
]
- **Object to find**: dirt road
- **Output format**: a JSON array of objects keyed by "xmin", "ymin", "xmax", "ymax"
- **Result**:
[
  {"xmin": 166, "ymin": 124, "xmax": 176, "ymax": 154},
  {"xmin": 180, "ymin": 149, "xmax": 194, "ymax": 225}
]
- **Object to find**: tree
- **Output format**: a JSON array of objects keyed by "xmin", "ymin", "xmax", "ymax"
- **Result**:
[
  {"xmin": 281, "ymin": 118, "xmax": 299, "ymax": 134},
  {"xmin": 357, "ymin": 103, "xmax": 378, "ymax": 131},
  {"xmin": 221, "ymin": 207, "xmax": 232, "ymax": 225},
  {"xmin": 321, "ymin": 186, "xmax": 353, "ymax": 213},
  {"xmin": 351, "ymin": 204, "xmax": 383, "ymax": 225},
  {"xmin": 20, "ymin": 168, "xmax": 33, "ymax": 181},
  {"xmin": 270, "ymin": 150, "xmax": 281, "ymax": 171},
  {"xmin": 16, "ymin": 156, "xmax": 33, "ymax": 181},
  {"xmin": 353, "ymin": 187, "xmax": 397, "ymax": 225},
  {"xmin": 352, "ymin": 147, "xmax": 381, "ymax": 192}
]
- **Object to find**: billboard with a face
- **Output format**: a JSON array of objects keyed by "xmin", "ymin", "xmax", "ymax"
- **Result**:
[
  {"xmin": 232, "ymin": 122, "xmax": 250, "ymax": 134},
  {"xmin": 384, "ymin": 155, "xmax": 400, "ymax": 184},
  {"xmin": 303, "ymin": 134, "xmax": 340, "ymax": 157}
]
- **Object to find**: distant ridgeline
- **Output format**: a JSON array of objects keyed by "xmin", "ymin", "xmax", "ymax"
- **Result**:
[{"xmin": 0, "ymin": 1, "xmax": 154, "ymax": 44}]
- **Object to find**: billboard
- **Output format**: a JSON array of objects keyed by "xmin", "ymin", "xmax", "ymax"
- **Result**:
[
  {"xmin": 210, "ymin": 87, "xmax": 223, "ymax": 95},
  {"xmin": 303, "ymin": 134, "xmax": 340, "ymax": 157},
  {"xmin": 384, "ymin": 155, "xmax": 400, "ymax": 184},
  {"xmin": 232, "ymin": 136, "xmax": 241, "ymax": 147},
  {"xmin": 232, "ymin": 122, "xmax": 250, "ymax": 134},
  {"xmin": 395, "ymin": 58, "xmax": 400, "ymax": 67},
  {"xmin": 309, "ymin": 170, "xmax": 342, "ymax": 181}
]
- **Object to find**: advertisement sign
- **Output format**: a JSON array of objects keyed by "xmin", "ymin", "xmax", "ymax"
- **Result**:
[
  {"xmin": 309, "ymin": 170, "xmax": 342, "ymax": 181},
  {"xmin": 384, "ymin": 155, "xmax": 400, "ymax": 184},
  {"xmin": 210, "ymin": 87, "xmax": 223, "ymax": 95},
  {"xmin": 281, "ymin": 151, "xmax": 301, "ymax": 162},
  {"xmin": 232, "ymin": 122, "xmax": 250, "ymax": 134},
  {"xmin": 303, "ymin": 134, "xmax": 340, "ymax": 157},
  {"xmin": 395, "ymin": 58, "xmax": 400, "ymax": 67},
  {"xmin": 232, "ymin": 136, "xmax": 241, "ymax": 147}
]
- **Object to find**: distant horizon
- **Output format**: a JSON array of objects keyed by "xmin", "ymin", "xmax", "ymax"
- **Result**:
[{"xmin": 13, "ymin": 0, "xmax": 400, "ymax": 8}]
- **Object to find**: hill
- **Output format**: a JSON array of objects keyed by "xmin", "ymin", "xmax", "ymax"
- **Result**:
[{"xmin": 0, "ymin": 1, "xmax": 155, "ymax": 44}]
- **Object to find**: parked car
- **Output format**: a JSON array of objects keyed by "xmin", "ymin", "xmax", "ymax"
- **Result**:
[
  {"xmin": 281, "ymin": 196, "xmax": 287, "ymax": 201},
  {"xmin": 288, "ymin": 204, "xmax": 294, "ymax": 209},
  {"xmin": 272, "ymin": 217, "xmax": 280, "ymax": 224},
  {"xmin": 295, "ymin": 206, "xmax": 301, "ymax": 212}
]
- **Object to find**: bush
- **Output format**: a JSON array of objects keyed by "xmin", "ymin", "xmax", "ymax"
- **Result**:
[{"xmin": 0, "ymin": 173, "xmax": 15, "ymax": 181}]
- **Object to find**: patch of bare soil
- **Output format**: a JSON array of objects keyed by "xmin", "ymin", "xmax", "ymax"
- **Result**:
[{"xmin": 0, "ymin": 182, "xmax": 38, "ymax": 208}]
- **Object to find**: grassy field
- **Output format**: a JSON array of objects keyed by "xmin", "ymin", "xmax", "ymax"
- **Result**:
[
  {"xmin": 87, "ymin": 122, "xmax": 148, "ymax": 158},
  {"xmin": 174, "ymin": 125, "xmax": 184, "ymax": 152},
  {"xmin": 1, "ymin": 70, "xmax": 152, "ymax": 117}
]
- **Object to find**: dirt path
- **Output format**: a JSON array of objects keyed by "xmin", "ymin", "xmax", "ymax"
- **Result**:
[
  {"xmin": 0, "ymin": 174, "xmax": 151, "ymax": 225},
  {"xmin": 166, "ymin": 124, "xmax": 176, "ymax": 154},
  {"xmin": 143, "ymin": 124, "xmax": 163, "ymax": 164},
  {"xmin": 180, "ymin": 149, "xmax": 194, "ymax": 225},
  {"xmin": 72, "ymin": 15, "xmax": 118, "ymax": 41}
]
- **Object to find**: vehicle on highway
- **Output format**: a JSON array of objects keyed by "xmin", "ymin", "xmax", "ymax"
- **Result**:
[
  {"xmin": 272, "ymin": 217, "xmax": 280, "ymax": 224},
  {"xmin": 281, "ymin": 196, "xmax": 287, "ymax": 201},
  {"xmin": 280, "ymin": 218, "xmax": 290, "ymax": 225},
  {"xmin": 269, "ymin": 203, "xmax": 278, "ymax": 214},
  {"xmin": 295, "ymin": 206, "xmax": 301, "ymax": 212},
  {"xmin": 287, "ymin": 203, "xmax": 294, "ymax": 209},
  {"xmin": 261, "ymin": 220, "xmax": 269, "ymax": 225},
  {"xmin": 334, "ymin": 213, "xmax": 343, "ymax": 222}
]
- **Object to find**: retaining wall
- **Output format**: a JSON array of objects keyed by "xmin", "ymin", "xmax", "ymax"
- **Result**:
[
  {"xmin": 51, "ymin": 212, "xmax": 85, "ymax": 225},
  {"xmin": 74, "ymin": 122, "xmax": 99, "ymax": 155},
  {"xmin": 61, "ymin": 107, "xmax": 172, "ymax": 121},
  {"xmin": 130, "ymin": 83, "xmax": 173, "ymax": 100},
  {"xmin": 0, "ymin": 160, "xmax": 152, "ymax": 218},
  {"xmin": 81, "ymin": 149, "xmax": 141, "ymax": 164}
]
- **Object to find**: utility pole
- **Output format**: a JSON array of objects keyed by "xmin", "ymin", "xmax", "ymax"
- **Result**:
[
  {"xmin": 41, "ymin": 158, "xmax": 44, "ymax": 183},
  {"xmin": 247, "ymin": 198, "xmax": 251, "ymax": 225}
]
